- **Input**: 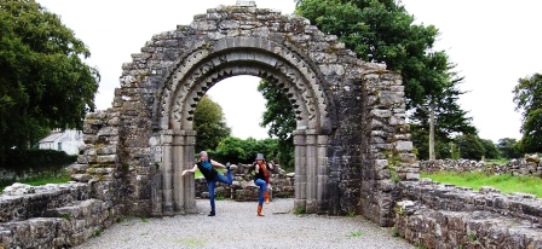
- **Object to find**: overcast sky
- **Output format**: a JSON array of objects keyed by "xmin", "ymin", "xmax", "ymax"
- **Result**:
[{"xmin": 36, "ymin": 0, "xmax": 542, "ymax": 143}]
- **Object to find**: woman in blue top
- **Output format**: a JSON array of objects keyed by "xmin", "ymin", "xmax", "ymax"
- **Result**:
[{"xmin": 182, "ymin": 151, "xmax": 232, "ymax": 216}]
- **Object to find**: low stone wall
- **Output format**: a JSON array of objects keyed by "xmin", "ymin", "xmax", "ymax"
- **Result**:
[
  {"xmin": 0, "ymin": 183, "xmax": 90, "ymax": 222},
  {"xmin": 195, "ymin": 164, "xmax": 295, "ymax": 201},
  {"xmin": 420, "ymin": 159, "xmax": 542, "ymax": 176},
  {"xmin": 394, "ymin": 179, "xmax": 542, "ymax": 248},
  {"xmin": 0, "ymin": 182, "xmax": 122, "ymax": 248}
]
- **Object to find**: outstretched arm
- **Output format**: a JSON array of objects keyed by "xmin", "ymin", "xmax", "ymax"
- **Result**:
[
  {"xmin": 210, "ymin": 160, "xmax": 226, "ymax": 169},
  {"xmin": 181, "ymin": 165, "xmax": 198, "ymax": 176}
]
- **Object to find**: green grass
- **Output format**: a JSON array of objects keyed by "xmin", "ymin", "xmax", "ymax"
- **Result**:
[
  {"xmin": 485, "ymin": 158, "xmax": 509, "ymax": 165},
  {"xmin": 347, "ymin": 231, "xmax": 364, "ymax": 238},
  {"xmin": 0, "ymin": 170, "xmax": 71, "ymax": 192},
  {"xmin": 422, "ymin": 172, "xmax": 542, "ymax": 197}
]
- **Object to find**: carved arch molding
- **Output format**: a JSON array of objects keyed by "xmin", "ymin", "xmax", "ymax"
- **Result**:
[{"xmin": 152, "ymin": 36, "xmax": 334, "ymax": 215}]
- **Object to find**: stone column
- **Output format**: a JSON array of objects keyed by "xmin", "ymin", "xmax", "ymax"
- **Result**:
[
  {"xmin": 172, "ymin": 130, "xmax": 185, "ymax": 214},
  {"xmin": 161, "ymin": 130, "xmax": 173, "ymax": 215},
  {"xmin": 305, "ymin": 129, "xmax": 318, "ymax": 213},
  {"xmin": 160, "ymin": 131, "xmax": 174, "ymax": 216},
  {"xmin": 151, "ymin": 145, "xmax": 163, "ymax": 216},
  {"xmin": 183, "ymin": 130, "xmax": 198, "ymax": 213},
  {"xmin": 293, "ymin": 129, "xmax": 306, "ymax": 211},
  {"xmin": 317, "ymin": 134, "xmax": 329, "ymax": 214}
]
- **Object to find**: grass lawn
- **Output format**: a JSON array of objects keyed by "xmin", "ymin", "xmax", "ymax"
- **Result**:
[
  {"xmin": 422, "ymin": 171, "xmax": 542, "ymax": 198},
  {"xmin": 0, "ymin": 171, "xmax": 71, "ymax": 192}
]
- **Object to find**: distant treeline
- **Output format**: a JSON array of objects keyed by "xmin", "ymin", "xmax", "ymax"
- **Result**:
[{"xmin": 0, "ymin": 149, "xmax": 77, "ymax": 172}]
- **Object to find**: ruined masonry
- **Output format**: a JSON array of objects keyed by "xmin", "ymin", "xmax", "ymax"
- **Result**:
[
  {"xmin": 0, "ymin": 2, "xmax": 419, "ymax": 248},
  {"xmin": 79, "ymin": 1, "xmax": 416, "ymax": 222},
  {"xmin": 2, "ymin": 2, "xmax": 542, "ymax": 249}
]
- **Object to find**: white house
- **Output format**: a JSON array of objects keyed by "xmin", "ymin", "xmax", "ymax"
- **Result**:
[{"xmin": 38, "ymin": 129, "xmax": 84, "ymax": 155}]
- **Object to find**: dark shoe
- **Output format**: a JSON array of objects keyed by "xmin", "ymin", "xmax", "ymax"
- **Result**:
[{"xmin": 208, "ymin": 211, "xmax": 215, "ymax": 217}]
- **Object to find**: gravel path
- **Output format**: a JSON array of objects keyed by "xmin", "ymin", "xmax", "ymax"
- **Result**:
[{"xmin": 75, "ymin": 198, "xmax": 414, "ymax": 249}]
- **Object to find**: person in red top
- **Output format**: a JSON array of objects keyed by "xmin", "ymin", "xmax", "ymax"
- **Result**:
[{"xmin": 253, "ymin": 153, "xmax": 273, "ymax": 216}]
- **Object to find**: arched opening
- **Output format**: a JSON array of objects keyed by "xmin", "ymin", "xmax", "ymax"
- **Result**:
[
  {"xmin": 153, "ymin": 37, "xmax": 333, "ymax": 216},
  {"xmin": 205, "ymin": 76, "xmax": 269, "ymax": 141},
  {"xmin": 80, "ymin": 2, "xmax": 415, "ymax": 227}
]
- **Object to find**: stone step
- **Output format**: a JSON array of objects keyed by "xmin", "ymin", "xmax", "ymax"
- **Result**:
[
  {"xmin": 396, "ymin": 207, "xmax": 542, "ymax": 248},
  {"xmin": 0, "ymin": 199, "xmax": 119, "ymax": 249}
]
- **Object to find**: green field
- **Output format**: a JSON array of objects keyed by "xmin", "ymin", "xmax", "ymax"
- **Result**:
[{"xmin": 422, "ymin": 172, "xmax": 542, "ymax": 197}]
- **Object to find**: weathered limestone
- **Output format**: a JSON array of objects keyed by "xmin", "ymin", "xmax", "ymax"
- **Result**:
[
  {"xmin": 0, "ymin": 182, "xmax": 123, "ymax": 248},
  {"xmin": 420, "ymin": 159, "xmax": 542, "ymax": 177},
  {"xmin": 395, "ymin": 180, "xmax": 542, "ymax": 248},
  {"xmin": 72, "ymin": 1, "xmax": 415, "ymax": 223}
]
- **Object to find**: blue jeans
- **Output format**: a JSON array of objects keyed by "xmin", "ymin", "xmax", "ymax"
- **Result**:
[
  {"xmin": 207, "ymin": 169, "xmax": 233, "ymax": 212},
  {"xmin": 254, "ymin": 178, "xmax": 267, "ymax": 206}
]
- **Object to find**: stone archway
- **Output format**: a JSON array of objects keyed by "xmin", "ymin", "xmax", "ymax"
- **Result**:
[
  {"xmin": 80, "ymin": 1, "xmax": 417, "ymax": 226},
  {"xmin": 155, "ymin": 36, "xmax": 333, "ymax": 215}
]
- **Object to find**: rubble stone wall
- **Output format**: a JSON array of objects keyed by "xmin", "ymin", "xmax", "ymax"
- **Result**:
[
  {"xmin": 420, "ymin": 159, "xmax": 542, "ymax": 177},
  {"xmin": 194, "ymin": 164, "xmax": 295, "ymax": 201},
  {"xmin": 0, "ymin": 183, "xmax": 122, "ymax": 248},
  {"xmin": 394, "ymin": 178, "xmax": 542, "ymax": 248}
]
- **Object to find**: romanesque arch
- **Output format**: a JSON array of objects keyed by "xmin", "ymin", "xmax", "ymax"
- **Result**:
[
  {"xmin": 81, "ymin": 1, "xmax": 417, "ymax": 226},
  {"xmin": 154, "ymin": 36, "xmax": 334, "ymax": 215}
]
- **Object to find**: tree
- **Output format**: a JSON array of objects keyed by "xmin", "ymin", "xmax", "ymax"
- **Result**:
[
  {"xmin": 455, "ymin": 134, "xmax": 485, "ymax": 160},
  {"xmin": 0, "ymin": 0, "xmax": 99, "ymax": 153},
  {"xmin": 513, "ymin": 73, "xmax": 542, "ymax": 152},
  {"xmin": 296, "ymin": 0, "xmax": 443, "ymax": 107},
  {"xmin": 409, "ymin": 64, "xmax": 477, "ymax": 159},
  {"xmin": 479, "ymin": 139, "xmax": 500, "ymax": 159},
  {"xmin": 211, "ymin": 136, "xmax": 280, "ymax": 166},
  {"xmin": 257, "ymin": 79, "xmax": 295, "ymax": 168},
  {"xmin": 193, "ymin": 95, "xmax": 231, "ymax": 152},
  {"xmin": 497, "ymin": 138, "xmax": 522, "ymax": 159},
  {"xmin": 257, "ymin": 0, "xmax": 476, "ymax": 161}
]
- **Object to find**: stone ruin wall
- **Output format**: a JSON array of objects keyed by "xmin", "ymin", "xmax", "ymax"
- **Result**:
[
  {"xmin": 0, "ymin": 182, "xmax": 119, "ymax": 248},
  {"xmin": 0, "ymin": 2, "xmax": 420, "ymax": 248},
  {"xmin": 420, "ymin": 159, "xmax": 542, "ymax": 177},
  {"xmin": 89, "ymin": 2, "xmax": 417, "ymax": 222},
  {"xmin": 394, "ymin": 160, "xmax": 542, "ymax": 248}
]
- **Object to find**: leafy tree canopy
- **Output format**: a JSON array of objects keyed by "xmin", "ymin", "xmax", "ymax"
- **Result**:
[
  {"xmin": 258, "ymin": 0, "xmax": 476, "ymax": 161},
  {"xmin": 497, "ymin": 138, "xmax": 522, "ymax": 159},
  {"xmin": 513, "ymin": 73, "xmax": 542, "ymax": 152},
  {"xmin": 296, "ymin": 0, "xmax": 442, "ymax": 107},
  {"xmin": 0, "ymin": 0, "xmax": 99, "ymax": 151},
  {"xmin": 193, "ymin": 95, "xmax": 231, "ymax": 152},
  {"xmin": 210, "ymin": 136, "xmax": 283, "ymax": 167},
  {"xmin": 455, "ymin": 134, "xmax": 485, "ymax": 160},
  {"xmin": 257, "ymin": 79, "xmax": 295, "ymax": 168}
]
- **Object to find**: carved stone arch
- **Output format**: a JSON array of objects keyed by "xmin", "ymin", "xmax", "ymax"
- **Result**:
[
  {"xmin": 83, "ymin": 2, "xmax": 416, "ymax": 226},
  {"xmin": 159, "ymin": 36, "xmax": 333, "ymax": 133},
  {"xmin": 153, "ymin": 36, "xmax": 335, "ymax": 215},
  {"xmin": 179, "ymin": 66, "xmax": 310, "ymax": 130}
]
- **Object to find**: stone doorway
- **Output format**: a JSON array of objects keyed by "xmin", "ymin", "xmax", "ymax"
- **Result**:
[{"xmin": 80, "ymin": 1, "xmax": 416, "ymax": 226}]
